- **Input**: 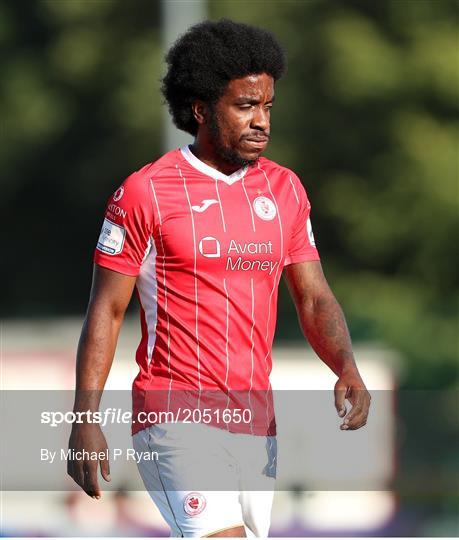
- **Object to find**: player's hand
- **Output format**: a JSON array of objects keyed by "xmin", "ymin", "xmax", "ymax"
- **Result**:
[
  {"xmin": 334, "ymin": 369, "xmax": 371, "ymax": 430},
  {"xmin": 67, "ymin": 423, "xmax": 111, "ymax": 499}
]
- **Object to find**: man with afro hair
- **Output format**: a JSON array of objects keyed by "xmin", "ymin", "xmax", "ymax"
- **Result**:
[
  {"xmin": 162, "ymin": 19, "xmax": 286, "ymax": 139},
  {"xmin": 68, "ymin": 19, "xmax": 370, "ymax": 538}
]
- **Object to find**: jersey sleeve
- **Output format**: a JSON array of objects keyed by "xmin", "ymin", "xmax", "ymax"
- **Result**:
[
  {"xmin": 93, "ymin": 171, "xmax": 155, "ymax": 276},
  {"xmin": 284, "ymin": 174, "xmax": 320, "ymax": 266}
]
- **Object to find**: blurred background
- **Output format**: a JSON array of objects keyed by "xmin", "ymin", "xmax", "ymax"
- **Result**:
[{"xmin": 1, "ymin": 0, "xmax": 457, "ymax": 536}]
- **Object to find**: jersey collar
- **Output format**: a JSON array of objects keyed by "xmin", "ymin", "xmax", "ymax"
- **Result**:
[{"xmin": 180, "ymin": 145, "xmax": 248, "ymax": 185}]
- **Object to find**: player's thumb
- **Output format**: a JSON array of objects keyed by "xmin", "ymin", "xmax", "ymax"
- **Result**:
[
  {"xmin": 334, "ymin": 379, "xmax": 347, "ymax": 417},
  {"xmin": 100, "ymin": 456, "xmax": 111, "ymax": 482}
]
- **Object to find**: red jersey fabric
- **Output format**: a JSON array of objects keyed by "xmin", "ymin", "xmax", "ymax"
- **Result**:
[{"xmin": 94, "ymin": 147, "xmax": 320, "ymax": 435}]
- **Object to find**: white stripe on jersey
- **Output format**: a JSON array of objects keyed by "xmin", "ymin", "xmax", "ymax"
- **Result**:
[
  {"xmin": 248, "ymin": 277, "xmax": 255, "ymax": 435},
  {"xmin": 150, "ymin": 180, "xmax": 173, "ymax": 408},
  {"xmin": 249, "ymin": 277, "xmax": 255, "ymax": 393},
  {"xmin": 223, "ymin": 277, "xmax": 231, "ymax": 431},
  {"xmin": 242, "ymin": 175, "xmax": 256, "ymax": 232},
  {"xmin": 223, "ymin": 277, "xmax": 230, "ymax": 391},
  {"xmin": 259, "ymin": 163, "xmax": 285, "ymax": 433},
  {"xmin": 289, "ymin": 175, "xmax": 300, "ymax": 204},
  {"xmin": 215, "ymin": 178, "xmax": 227, "ymax": 233},
  {"xmin": 178, "ymin": 164, "xmax": 202, "ymax": 400},
  {"xmin": 150, "ymin": 179, "xmax": 162, "ymax": 224},
  {"xmin": 136, "ymin": 239, "xmax": 158, "ymax": 364},
  {"xmin": 258, "ymin": 162, "xmax": 285, "ymax": 355}
]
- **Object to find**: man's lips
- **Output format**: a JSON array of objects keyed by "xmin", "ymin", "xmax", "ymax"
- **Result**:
[
  {"xmin": 243, "ymin": 135, "xmax": 269, "ymax": 142},
  {"xmin": 242, "ymin": 137, "xmax": 269, "ymax": 149}
]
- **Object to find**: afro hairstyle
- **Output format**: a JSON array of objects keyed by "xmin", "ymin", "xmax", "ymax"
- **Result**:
[{"xmin": 161, "ymin": 19, "xmax": 286, "ymax": 136}]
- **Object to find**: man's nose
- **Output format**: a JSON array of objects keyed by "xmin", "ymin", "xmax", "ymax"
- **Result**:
[{"xmin": 251, "ymin": 106, "xmax": 270, "ymax": 131}]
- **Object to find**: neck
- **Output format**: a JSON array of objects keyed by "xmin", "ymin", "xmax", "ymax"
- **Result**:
[{"xmin": 190, "ymin": 136, "xmax": 243, "ymax": 176}]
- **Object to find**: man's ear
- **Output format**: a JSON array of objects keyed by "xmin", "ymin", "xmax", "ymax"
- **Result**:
[{"xmin": 191, "ymin": 100, "xmax": 208, "ymax": 126}]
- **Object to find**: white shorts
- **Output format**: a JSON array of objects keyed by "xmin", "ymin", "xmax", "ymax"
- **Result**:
[{"xmin": 132, "ymin": 422, "xmax": 276, "ymax": 537}]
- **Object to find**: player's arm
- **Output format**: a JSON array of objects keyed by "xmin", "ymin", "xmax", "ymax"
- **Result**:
[
  {"xmin": 67, "ymin": 264, "xmax": 136, "ymax": 498},
  {"xmin": 283, "ymin": 260, "xmax": 370, "ymax": 430}
]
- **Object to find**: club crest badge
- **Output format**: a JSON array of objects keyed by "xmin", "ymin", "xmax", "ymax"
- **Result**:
[
  {"xmin": 183, "ymin": 492, "xmax": 206, "ymax": 516},
  {"xmin": 253, "ymin": 196, "xmax": 276, "ymax": 221}
]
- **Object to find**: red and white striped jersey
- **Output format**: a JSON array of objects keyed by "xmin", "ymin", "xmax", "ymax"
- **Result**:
[{"xmin": 94, "ymin": 146, "xmax": 319, "ymax": 435}]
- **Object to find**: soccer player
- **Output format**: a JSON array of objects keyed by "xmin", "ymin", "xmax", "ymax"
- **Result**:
[{"xmin": 68, "ymin": 19, "xmax": 371, "ymax": 537}]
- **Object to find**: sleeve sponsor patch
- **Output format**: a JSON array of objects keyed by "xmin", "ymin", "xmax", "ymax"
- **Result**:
[{"xmin": 96, "ymin": 218, "xmax": 126, "ymax": 255}]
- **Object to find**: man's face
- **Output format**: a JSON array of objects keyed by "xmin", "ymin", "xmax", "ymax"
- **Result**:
[{"xmin": 208, "ymin": 73, "xmax": 274, "ymax": 168}]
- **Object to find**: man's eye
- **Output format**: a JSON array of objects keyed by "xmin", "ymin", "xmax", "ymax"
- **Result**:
[{"xmin": 239, "ymin": 104, "xmax": 253, "ymax": 109}]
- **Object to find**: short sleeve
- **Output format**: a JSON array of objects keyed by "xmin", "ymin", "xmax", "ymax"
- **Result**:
[
  {"xmin": 284, "ymin": 174, "xmax": 320, "ymax": 266},
  {"xmin": 93, "ymin": 171, "xmax": 155, "ymax": 276}
]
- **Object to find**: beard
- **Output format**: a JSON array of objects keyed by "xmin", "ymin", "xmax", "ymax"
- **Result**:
[{"xmin": 208, "ymin": 107, "xmax": 258, "ymax": 168}]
